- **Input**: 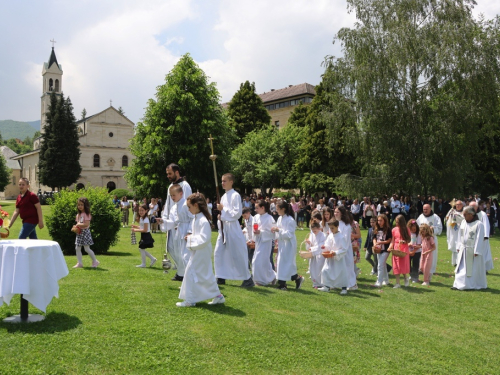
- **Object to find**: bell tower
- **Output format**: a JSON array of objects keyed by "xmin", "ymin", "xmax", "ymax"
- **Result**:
[{"xmin": 41, "ymin": 41, "xmax": 63, "ymax": 134}]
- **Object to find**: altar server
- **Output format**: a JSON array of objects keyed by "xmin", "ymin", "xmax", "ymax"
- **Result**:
[
  {"xmin": 252, "ymin": 200, "xmax": 277, "ymax": 286},
  {"xmin": 306, "ymin": 220, "xmax": 326, "ymax": 288},
  {"xmin": 470, "ymin": 201, "xmax": 494, "ymax": 272},
  {"xmin": 178, "ymin": 193, "xmax": 224, "ymax": 307},
  {"xmin": 272, "ymin": 201, "xmax": 304, "ymax": 290},
  {"xmin": 159, "ymin": 184, "xmax": 191, "ymax": 281},
  {"xmin": 445, "ymin": 200, "xmax": 464, "ymax": 266},
  {"xmin": 318, "ymin": 219, "xmax": 349, "ymax": 295},
  {"xmin": 214, "ymin": 173, "xmax": 254, "ymax": 287}
]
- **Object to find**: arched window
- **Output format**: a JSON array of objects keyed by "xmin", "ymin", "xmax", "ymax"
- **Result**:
[
  {"xmin": 55, "ymin": 79, "xmax": 60, "ymax": 92},
  {"xmin": 122, "ymin": 155, "xmax": 128, "ymax": 167},
  {"xmin": 49, "ymin": 78, "xmax": 53, "ymax": 91},
  {"xmin": 93, "ymin": 154, "xmax": 100, "ymax": 168}
]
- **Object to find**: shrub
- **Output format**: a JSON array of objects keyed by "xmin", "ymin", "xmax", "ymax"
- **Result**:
[
  {"xmin": 272, "ymin": 191, "xmax": 293, "ymax": 200},
  {"xmin": 46, "ymin": 186, "xmax": 121, "ymax": 255},
  {"xmin": 110, "ymin": 188, "xmax": 134, "ymax": 200}
]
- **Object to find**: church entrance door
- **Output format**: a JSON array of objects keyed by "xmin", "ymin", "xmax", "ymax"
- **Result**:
[{"xmin": 106, "ymin": 181, "xmax": 116, "ymax": 192}]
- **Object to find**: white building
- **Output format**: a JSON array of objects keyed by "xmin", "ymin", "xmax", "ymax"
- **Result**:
[{"xmin": 11, "ymin": 47, "xmax": 134, "ymax": 193}]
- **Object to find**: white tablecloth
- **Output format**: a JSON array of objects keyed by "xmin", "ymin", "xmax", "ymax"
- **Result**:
[{"xmin": 0, "ymin": 240, "xmax": 69, "ymax": 312}]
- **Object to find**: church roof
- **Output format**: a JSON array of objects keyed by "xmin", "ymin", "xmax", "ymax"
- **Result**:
[
  {"xmin": 47, "ymin": 47, "xmax": 60, "ymax": 69},
  {"xmin": 258, "ymin": 83, "xmax": 316, "ymax": 103},
  {"xmin": 75, "ymin": 106, "xmax": 135, "ymax": 126},
  {"xmin": 0, "ymin": 146, "xmax": 21, "ymax": 170}
]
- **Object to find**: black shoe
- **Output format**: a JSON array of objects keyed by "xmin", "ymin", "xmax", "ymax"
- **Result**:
[
  {"xmin": 240, "ymin": 278, "xmax": 255, "ymax": 287},
  {"xmin": 217, "ymin": 278, "xmax": 226, "ymax": 285},
  {"xmin": 278, "ymin": 286, "xmax": 288, "ymax": 291},
  {"xmin": 171, "ymin": 274, "xmax": 183, "ymax": 281},
  {"xmin": 295, "ymin": 276, "xmax": 305, "ymax": 289},
  {"xmin": 451, "ymin": 287, "xmax": 458, "ymax": 290}
]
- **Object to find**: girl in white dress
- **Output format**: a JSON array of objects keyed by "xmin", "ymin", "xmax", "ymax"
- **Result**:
[
  {"xmin": 177, "ymin": 193, "xmax": 224, "ymax": 307},
  {"xmin": 319, "ymin": 219, "xmax": 349, "ymax": 294},
  {"xmin": 252, "ymin": 200, "xmax": 277, "ymax": 286},
  {"xmin": 272, "ymin": 201, "xmax": 304, "ymax": 290}
]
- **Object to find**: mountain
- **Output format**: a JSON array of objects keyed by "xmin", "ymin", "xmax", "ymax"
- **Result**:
[
  {"xmin": 0, "ymin": 120, "xmax": 38, "ymax": 140},
  {"xmin": 27, "ymin": 120, "xmax": 40, "ymax": 131}
]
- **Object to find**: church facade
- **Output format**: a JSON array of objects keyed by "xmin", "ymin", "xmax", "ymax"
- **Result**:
[{"xmin": 11, "ymin": 47, "xmax": 134, "ymax": 193}]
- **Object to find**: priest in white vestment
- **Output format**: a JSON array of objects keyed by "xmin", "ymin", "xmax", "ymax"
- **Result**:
[
  {"xmin": 417, "ymin": 204, "xmax": 443, "ymax": 275},
  {"xmin": 470, "ymin": 201, "xmax": 494, "ymax": 272},
  {"xmin": 445, "ymin": 200, "xmax": 464, "ymax": 266},
  {"xmin": 453, "ymin": 206, "xmax": 487, "ymax": 290},
  {"xmin": 214, "ymin": 174, "xmax": 253, "ymax": 287}
]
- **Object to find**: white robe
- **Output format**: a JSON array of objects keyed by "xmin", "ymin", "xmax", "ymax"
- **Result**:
[
  {"xmin": 243, "ymin": 215, "xmax": 254, "ymax": 243},
  {"xmin": 338, "ymin": 221, "xmax": 357, "ymax": 288},
  {"xmin": 453, "ymin": 219, "xmax": 487, "ymax": 290},
  {"xmin": 445, "ymin": 209, "xmax": 464, "ymax": 266},
  {"xmin": 416, "ymin": 213, "xmax": 442, "ymax": 274},
  {"xmin": 252, "ymin": 213, "xmax": 276, "ymax": 285},
  {"xmin": 161, "ymin": 198, "xmax": 191, "ymax": 276},
  {"xmin": 179, "ymin": 214, "xmax": 221, "ymax": 303},
  {"xmin": 477, "ymin": 211, "xmax": 494, "ymax": 271},
  {"xmin": 275, "ymin": 215, "xmax": 297, "ymax": 281},
  {"xmin": 321, "ymin": 232, "xmax": 349, "ymax": 288},
  {"xmin": 214, "ymin": 189, "xmax": 251, "ymax": 281},
  {"xmin": 307, "ymin": 231, "xmax": 326, "ymax": 287},
  {"xmin": 161, "ymin": 180, "xmax": 192, "ymax": 254}
]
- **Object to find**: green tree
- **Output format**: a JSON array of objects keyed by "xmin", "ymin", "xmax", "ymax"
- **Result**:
[
  {"xmin": 293, "ymin": 83, "xmax": 360, "ymax": 195},
  {"xmin": 323, "ymin": 0, "xmax": 500, "ymax": 197},
  {"xmin": 231, "ymin": 123, "xmax": 304, "ymax": 196},
  {"xmin": 125, "ymin": 53, "xmax": 236, "ymax": 199},
  {"xmin": 0, "ymin": 154, "xmax": 11, "ymax": 192},
  {"xmin": 39, "ymin": 92, "xmax": 82, "ymax": 190},
  {"xmin": 117, "ymin": 106, "xmax": 125, "ymax": 115},
  {"xmin": 227, "ymin": 80, "xmax": 271, "ymax": 140},
  {"xmin": 81, "ymin": 108, "xmax": 87, "ymax": 120}
]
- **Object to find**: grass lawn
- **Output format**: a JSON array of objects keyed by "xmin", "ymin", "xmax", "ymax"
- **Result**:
[{"xmin": 0, "ymin": 202, "xmax": 499, "ymax": 374}]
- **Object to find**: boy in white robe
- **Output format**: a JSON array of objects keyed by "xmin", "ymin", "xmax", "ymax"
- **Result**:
[
  {"xmin": 453, "ymin": 207, "xmax": 487, "ymax": 290},
  {"xmin": 445, "ymin": 201, "xmax": 464, "ymax": 266},
  {"xmin": 158, "ymin": 184, "xmax": 191, "ymax": 281},
  {"xmin": 214, "ymin": 173, "xmax": 254, "ymax": 287},
  {"xmin": 473, "ymin": 202, "xmax": 494, "ymax": 272},
  {"xmin": 319, "ymin": 219, "xmax": 349, "ymax": 294},
  {"xmin": 242, "ymin": 207, "xmax": 255, "ymax": 271},
  {"xmin": 306, "ymin": 221, "xmax": 326, "ymax": 288}
]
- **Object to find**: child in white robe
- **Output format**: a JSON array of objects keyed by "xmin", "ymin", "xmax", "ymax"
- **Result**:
[
  {"xmin": 177, "ymin": 193, "xmax": 224, "ymax": 307},
  {"xmin": 158, "ymin": 184, "xmax": 190, "ymax": 281},
  {"xmin": 307, "ymin": 220, "xmax": 326, "ymax": 288},
  {"xmin": 252, "ymin": 200, "xmax": 277, "ymax": 286},
  {"xmin": 319, "ymin": 219, "xmax": 349, "ymax": 294},
  {"xmin": 272, "ymin": 201, "xmax": 304, "ymax": 290},
  {"xmin": 242, "ymin": 207, "xmax": 255, "ymax": 271},
  {"xmin": 214, "ymin": 173, "xmax": 254, "ymax": 287}
]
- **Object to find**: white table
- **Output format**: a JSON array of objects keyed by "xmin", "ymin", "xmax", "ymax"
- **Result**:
[{"xmin": 0, "ymin": 239, "xmax": 69, "ymax": 322}]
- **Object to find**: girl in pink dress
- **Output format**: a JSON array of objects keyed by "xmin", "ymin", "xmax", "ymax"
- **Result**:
[{"xmin": 388, "ymin": 214, "xmax": 411, "ymax": 288}]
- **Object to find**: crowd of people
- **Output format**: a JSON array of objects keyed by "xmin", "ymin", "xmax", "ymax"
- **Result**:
[{"xmin": 7, "ymin": 168, "xmax": 493, "ymax": 308}]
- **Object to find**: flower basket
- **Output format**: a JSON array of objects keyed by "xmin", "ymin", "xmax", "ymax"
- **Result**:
[
  {"xmin": 0, "ymin": 227, "xmax": 9, "ymax": 239},
  {"xmin": 322, "ymin": 251, "xmax": 334, "ymax": 259},
  {"xmin": 391, "ymin": 249, "xmax": 407, "ymax": 258},
  {"xmin": 299, "ymin": 241, "xmax": 312, "ymax": 259}
]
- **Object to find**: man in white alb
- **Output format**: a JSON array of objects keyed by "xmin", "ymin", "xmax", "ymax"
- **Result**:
[{"xmin": 417, "ymin": 204, "xmax": 443, "ymax": 277}]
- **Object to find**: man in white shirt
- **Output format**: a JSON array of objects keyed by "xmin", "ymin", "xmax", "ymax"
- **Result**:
[{"xmin": 390, "ymin": 195, "xmax": 401, "ymax": 226}]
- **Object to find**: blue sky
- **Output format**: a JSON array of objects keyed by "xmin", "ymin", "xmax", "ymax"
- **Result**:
[{"xmin": 0, "ymin": 0, "xmax": 498, "ymax": 126}]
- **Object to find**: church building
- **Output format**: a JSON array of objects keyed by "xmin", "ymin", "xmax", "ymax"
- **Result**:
[{"xmin": 11, "ymin": 47, "xmax": 134, "ymax": 193}]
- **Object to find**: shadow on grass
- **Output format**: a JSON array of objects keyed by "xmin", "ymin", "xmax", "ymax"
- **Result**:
[
  {"xmin": 222, "ymin": 285, "xmax": 274, "ymax": 295},
  {"xmin": 459, "ymin": 287, "xmax": 500, "ymax": 294},
  {"xmin": 197, "ymin": 304, "xmax": 246, "ymax": 317},
  {"xmin": 0, "ymin": 312, "xmax": 82, "ymax": 334},
  {"xmin": 105, "ymin": 251, "xmax": 133, "ymax": 257},
  {"xmin": 402, "ymin": 286, "xmax": 435, "ymax": 294}
]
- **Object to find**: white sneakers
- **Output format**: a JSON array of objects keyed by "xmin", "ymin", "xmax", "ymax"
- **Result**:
[
  {"xmin": 393, "ymin": 284, "xmax": 401, "ymax": 289},
  {"xmin": 317, "ymin": 286, "xmax": 330, "ymax": 292},
  {"xmin": 404, "ymin": 278, "xmax": 409, "ymax": 287},
  {"xmin": 208, "ymin": 295, "xmax": 225, "ymax": 305},
  {"xmin": 176, "ymin": 301, "xmax": 196, "ymax": 307},
  {"xmin": 340, "ymin": 289, "xmax": 347, "ymax": 295}
]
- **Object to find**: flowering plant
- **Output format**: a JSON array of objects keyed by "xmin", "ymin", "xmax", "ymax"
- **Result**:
[{"xmin": 0, "ymin": 206, "xmax": 10, "ymax": 227}]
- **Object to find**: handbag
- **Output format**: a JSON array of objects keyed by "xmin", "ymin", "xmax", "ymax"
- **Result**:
[{"xmin": 131, "ymin": 231, "xmax": 137, "ymax": 245}]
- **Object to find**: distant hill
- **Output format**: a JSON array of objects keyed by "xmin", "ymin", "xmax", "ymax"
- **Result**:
[
  {"xmin": 0, "ymin": 120, "xmax": 38, "ymax": 140},
  {"xmin": 27, "ymin": 120, "xmax": 40, "ymax": 131}
]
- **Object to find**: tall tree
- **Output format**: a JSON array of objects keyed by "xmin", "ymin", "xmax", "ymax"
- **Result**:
[
  {"xmin": 231, "ymin": 123, "xmax": 304, "ymax": 196},
  {"xmin": 81, "ymin": 108, "xmax": 87, "ymax": 120},
  {"xmin": 117, "ymin": 106, "xmax": 125, "ymax": 115},
  {"xmin": 227, "ymin": 81, "xmax": 271, "ymax": 141},
  {"xmin": 39, "ymin": 92, "xmax": 81, "ymax": 190},
  {"xmin": 0, "ymin": 154, "xmax": 10, "ymax": 192},
  {"xmin": 293, "ymin": 83, "xmax": 360, "ymax": 195},
  {"xmin": 323, "ymin": 0, "xmax": 500, "ymax": 198},
  {"xmin": 125, "ymin": 53, "xmax": 236, "ymax": 198}
]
